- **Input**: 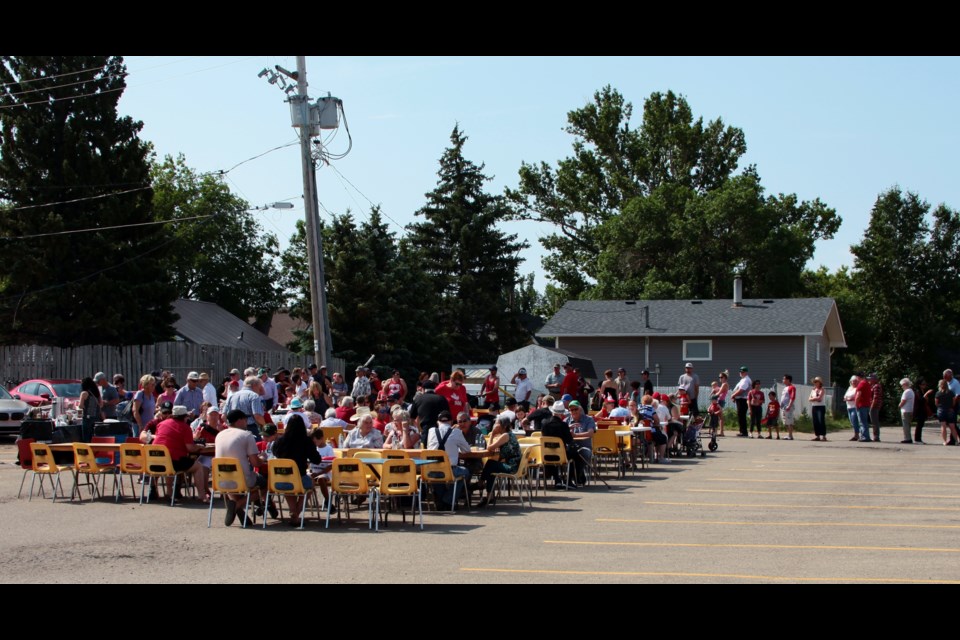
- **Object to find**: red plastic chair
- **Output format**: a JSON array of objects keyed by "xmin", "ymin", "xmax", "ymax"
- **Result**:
[
  {"xmin": 92, "ymin": 435, "xmax": 116, "ymax": 465},
  {"xmin": 16, "ymin": 438, "xmax": 43, "ymax": 499}
]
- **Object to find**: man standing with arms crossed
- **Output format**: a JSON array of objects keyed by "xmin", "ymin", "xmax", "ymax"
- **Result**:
[
  {"xmin": 677, "ymin": 363, "xmax": 700, "ymax": 418},
  {"xmin": 730, "ymin": 366, "xmax": 752, "ymax": 437}
]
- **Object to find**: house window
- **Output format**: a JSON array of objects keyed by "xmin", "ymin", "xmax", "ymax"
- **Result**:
[
  {"xmin": 816, "ymin": 342, "xmax": 821, "ymax": 362},
  {"xmin": 683, "ymin": 340, "xmax": 712, "ymax": 361}
]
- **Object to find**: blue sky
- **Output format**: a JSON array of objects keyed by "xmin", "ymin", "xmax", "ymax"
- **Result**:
[{"xmin": 118, "ymin": 56, "xmax": 960, "ymax": 290}]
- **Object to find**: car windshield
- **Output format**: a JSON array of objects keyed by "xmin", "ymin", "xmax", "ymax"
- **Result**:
[
  {"xmin": 0, "ymin": 386, "xmax": 11, "ymax": 400},
  {"xmin": 52, "ymin": 383, "xmax": 82, "ymax": 397}
]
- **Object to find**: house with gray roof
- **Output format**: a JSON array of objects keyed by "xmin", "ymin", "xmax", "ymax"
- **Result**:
[
  {"xmin": 537, "ymin": 295, "xmax": 845, "ymax": 391},
  {"xmin": 172, "ymin": 299, "xmax": 290, "ymax": 353}
]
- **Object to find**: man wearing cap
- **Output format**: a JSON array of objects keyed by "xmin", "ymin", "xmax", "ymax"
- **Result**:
[
  {"xmin": 730, "ymin": 366, "xmax": 752, "ymax": 437},
  {"xmin": 481, "ymin": 366, "xmax": 501, "ymax": 410},
  {"xmin": 226, "ymin": 368, "xmax": 242, "ymax": 399},
  {"xmin": 153, "ymin": 405, "xmax": 206, "ymax": 502},
  {"xmin": 522, "ymin": 395, "xmax": 555, "ymax": 434},
  {"xmin": 426, "ymin": 409, "xmax": 472, "ymax": 510},
  {"xmin": 351, "ymin": 367, "xmax": 371, "ymax": 404},
  {"xmin": 174, "ymin": 372, "xmax": 205, "ymax": 421},
  {"xmin": 567, "ymin": 401, "xmax": 594, "ymax": 485},
  {"xmin": 541, "ymin": 401, "xmax": 577, "ymax": 489},
  {"xmin": 677, "ymin": 363, "xmax": 700, "ymax": 418},
  {"xmin": 609, "ymin": 398, "xmax": 631, "ymax": 420},
  {"xmin": 94, "ymin": 372, "xmax": 120, "ymax": 419},
  {"xmin": 640, "ymin": 370, "xmax": 654, "ymax": 397},
  {"xmin": 223, "ymin": 376, "xmax": 267, "ymax": 440},
  {"xmin": 499, "ymin": 397, "xmax": 519, "ymax": 427},
  {"xmin": 410, "ymin": 379, "xmax": 451, "ymax": 441},
  {"xmin": 216, "ymin": 408, "xmax": 269, "ymax": 526},
  {"xmin": 511, "ymin": 368, "xmax": 534, "ymax": 411},
  {"xmin": 560, "ymin": 363, "xmax": 580, "ymax": 400},
  {"xmin": 545, "ymin": 364, "xmax": 564, "ymax": 396}
]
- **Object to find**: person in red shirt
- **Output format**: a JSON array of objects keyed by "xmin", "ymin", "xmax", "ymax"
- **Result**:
[
  {"xmin": 436, "ymin": 371, "xmax": 469, "ymax": 416},
  {"xmin": 560, "ymin": 363, "xmax": 579, "ymax": 399},
  {"xmin": 335, "ymin": 396, "xmax": 356, "ymax": 423},
  {"xmin": 152, "ymin": 404, "xmax": 206, "ymax": 501},
  {"xmin": 760, "ymin": 392, "xmax": 781, "ymax": 440},
  {"xmin": 748, "ymin": 380, "xmax": 765, "ymax": 438},
  {"xmin": 855, "ymin": 372, "xmax": 874, "ymax": 442},
  {"xmin": 380, "ymin": 371, "xmax": 408, "ymax": 403},
  {"xmin": 480, "ymin": 366, "xmax": 501, "ymax": 410},
  {"xmin": 373, "ymin": 403, "xmax": 391, "ymax": 433}
]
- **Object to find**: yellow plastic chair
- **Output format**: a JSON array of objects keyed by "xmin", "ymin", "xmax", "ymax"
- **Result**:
[
  {"xmin": 591, "ymin": 429, "xmax": 622, "ymax": 481},
  {"xmin": 525, "ymin": 444, "xmax": 545, "ymax": 497},
  {"xmin": 28, "ymin": 443, "xmax": 74, "ymax": 503},
  {"xmin": 418, "ymin": 450, "xmax": 468, "ymax": 512},
  {"xmin": 326, "ymin": 458, "xmax": 374, "ymax": 529},
  {"xmin": 208, "ymin": 457, "xmax": 253, "ymax": 528},
  {"xmin": 72, "ymin": 443, "xmax": 116, "ymax": 501},
  {"xmin": 518, "ymin": 437, "xmax": 541, "ymax": 445},
  {"xmin": 530, "ymin": 431, "xmax": 542, "ymax": 437},
  {"xmin": 141, "ymin": 444, "xmax": 189, "ymax": 506},
  {"xmin": 380, "ymin": 449, "xmax": 409, "ymax": 460},
  {"xmin": 492, "ymin": 445, "xmax": 538, "ymax": 508},
  {"xmin": 115, "ymin": 443, "xmax": 145, "ymax": 502},
  {"xmin": 375, "ymin": 459, "xmax": 423, "ymax": 531},
  {"xmin": 355, "ymin": 450, "xmax": 382, "ymax": 488},
  {"xmin": 264, "ymin": 458, "xmax": 309, "ymax": 530},
  {"xmin": 539, "ymin": 436, "xmax": 573, "ymax": 489}
]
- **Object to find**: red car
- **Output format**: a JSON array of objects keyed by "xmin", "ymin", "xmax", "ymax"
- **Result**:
[{"xmin": 11, "ymin": 378, "xmax": 82, "ymax": 411}]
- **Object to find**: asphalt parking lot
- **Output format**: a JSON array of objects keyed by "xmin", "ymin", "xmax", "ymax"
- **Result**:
[{"xmin": 1, "ymin": 426, "xmax": 959, "ymax": 583}]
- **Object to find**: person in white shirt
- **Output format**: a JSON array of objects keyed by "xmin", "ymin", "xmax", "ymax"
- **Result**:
[
  {"xmin": 511, "ymin": 367, "xmax": 534, "ymax": 411},
  {"xmin": 899, "ymin": 378, "xmax": 916, "ymax": 444},
  {"xmin": 730, "ymin": 366, "xmax": 752, "ymax": 437},
  {"xmin": 426, "ymin": 410, "xmax": 472, "ymax": 509},
  {"xmin": 320, "ymin": 408, "xmax": 348, "ymax": 429},
  {"xmin": 284, "ymin": 397, "xmax": 311, "ymax": 428},
  {"xmin": 259, "ymin": 368, "xmax": 278, "ymax": 412},
  {"xmin": 199, "ymin": 372, "xmax": 219, "ymax": 410}
]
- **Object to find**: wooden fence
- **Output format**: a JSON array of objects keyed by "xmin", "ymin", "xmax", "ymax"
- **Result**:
[{"xmin": 0, "ymin": 343, "xmax": 345, "ymax": 386}]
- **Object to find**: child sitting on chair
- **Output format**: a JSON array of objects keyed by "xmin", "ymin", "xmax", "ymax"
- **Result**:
[
  {"xmin": 760, "ymin": 391, "xmax": 781, "ymax": 440},
  {"xmin": 309, "ymin": 429, "xmax": 334, "ymax": 507}
]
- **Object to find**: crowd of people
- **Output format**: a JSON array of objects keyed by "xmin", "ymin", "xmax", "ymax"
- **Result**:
[{"xmin": 55, "ymin": 358, "xmax": 960, "ymax": 525}]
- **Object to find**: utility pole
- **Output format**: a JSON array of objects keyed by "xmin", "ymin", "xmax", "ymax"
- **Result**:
[{"xmin": 258, "ymin": 56, "xmax": 338, "ymax": 368}]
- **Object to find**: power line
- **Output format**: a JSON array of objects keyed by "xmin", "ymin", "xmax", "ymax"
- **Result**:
[
  {"xmin": 0, "ymin": 213, "xmax": 215, "ymax": 241},
  {"xmin": 0, "ymin": 85, "xmax": 125, "ymax": 110},
  {"xmin": 4, "ymin": 70, "xmax": 126, "ymax": 99},
  {"xmin": 4, "ymin": 186, "xmax": 151, "ymax": 211},
  {"xmin": 0, "ymin": 64, "xmax": 102, "ymax": 89},
  {"xmin": 0, "ymin": 209, "xmax": 227, "ymax": 306},
  {"xmin": 326, "ymin": 164, "xmax": 407, "ymax": 233},
  {"xmin": 207, "ymin": 140, "xmax": 299, "ymax": 177}
]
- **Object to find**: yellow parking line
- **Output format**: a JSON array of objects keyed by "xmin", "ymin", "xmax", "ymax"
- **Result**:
[
  {"xmin": 735, "ymin": 467, "xmax": 960, "ymax": 476},
  {"xmin": 596, "ymin": 518, "xmax": 960, "ymax": 530},
  {"xmin": 708, "ymin": 478, "xmax": 957, "ymax": 487},
  {"xmin": 460, "ymin": 567, "xmax": 960, "ymax": 584},
  {"xmin": 645, "ymin": 500, "xmax": 960, "ymax": 512},
  {"xmin": 689, "ymin": 488, "xmax": 959, "ymax": 499},
  {"xmin": 544, "ymin": 540, "xmax": 960, "ymax": 553}
]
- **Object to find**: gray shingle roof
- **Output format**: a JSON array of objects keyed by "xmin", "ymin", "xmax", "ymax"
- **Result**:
[
  {"xmin": 173, "ymin": 299, "xmax": 290, "ymax": 352},
  {"xmin": 538, "ymin": 298, "xmax": 841, "ymax": 340}
]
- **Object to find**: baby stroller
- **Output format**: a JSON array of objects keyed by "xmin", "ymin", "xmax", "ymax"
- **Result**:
[{"xmin": 681, "ymin": 416, "xmax": 708, "ymax": 458}]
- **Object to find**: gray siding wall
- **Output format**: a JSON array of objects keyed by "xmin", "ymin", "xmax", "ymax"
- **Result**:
[
  {"xmin": 559, "ymin": 335, "xmax": 805, "ymax": 391},
  {"xmin": 806, "ymin": 333, "xmax": 831, "ymax": 386},
  {"xmin": 557, "ymin": 337, "xmax": 647, "ymax": 381}
]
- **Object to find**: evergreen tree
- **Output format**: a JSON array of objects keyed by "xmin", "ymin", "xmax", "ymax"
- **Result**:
[
  {"xmin": 0, "ymin": 56, "xmax": 177, "ymax": 346},
  {"xmin": 408, "ymin": 126, "xmax": 529, "ymax": 364}
]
